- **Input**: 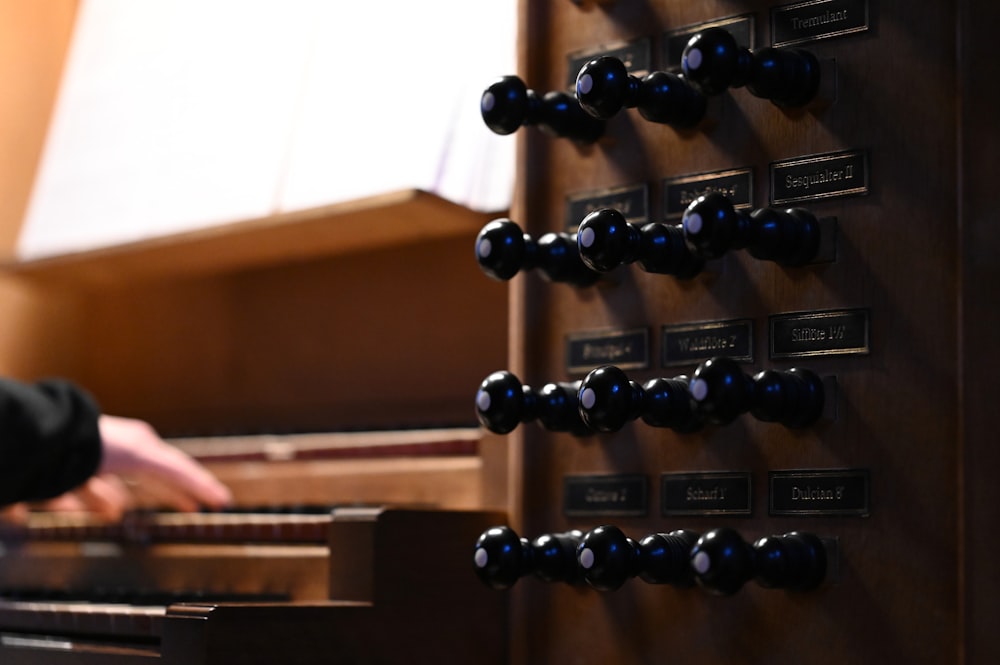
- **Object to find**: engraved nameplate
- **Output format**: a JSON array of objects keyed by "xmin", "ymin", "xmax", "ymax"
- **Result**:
[
  {"xmin": 565, "ymin": 183, "xmax": 649, "ymax": 231},
  {"xmin": 662, "ymin": 168, "xmax": 754, "ymax": 221},
  {"xmin": 771, "ymin": 149, "xmax": 869, "ymax": 205},
  {"xmin": 664, "ymin": 15, "xmax": 754, "ymax": 72},
  {"xmin": 770, "ymin": 469, "xmax": 870, "ymax": 516},
  {"xmin": 770, "ymin": 309, "xmax": 870, "ymax": 358},
  {"xmin": 566, "ymin": 38, "xmax": 652, "ymax": 89},
  {"xmin": 661, "ymin": 472, "xmax": 752, "ymax": 516},
  {"xmin": 565, "ymin": 474, "xmax": 648, "ymax": 517},
  {"xmin": 662, "ymin": 319, "xmax": 753, "ymax": 368},
  {"xmin": 772, "ymin": 0, "xmax": 870, "ymax": 47},
  {"xmin": 567, "ymin": 328, "xmax": 650, "ymax": 374}
]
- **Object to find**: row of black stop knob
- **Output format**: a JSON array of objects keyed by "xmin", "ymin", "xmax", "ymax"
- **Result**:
[
  {"xmin": 476, "ymin": 356, "xmax": 826, "ymax": 435},
  {"xmin": 474, "ymin": 524, "xmax": 827, "ymax": 596},
  {"xmin": 476, "ymin": 193, "xmax": 825, "ymax": 288},
  {"xmin": 481, "ymin": 26, "xmax": 825, "ymax": 143}
]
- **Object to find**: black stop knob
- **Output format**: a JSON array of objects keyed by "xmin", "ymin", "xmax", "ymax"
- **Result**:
[
  {"xmin": 682, "ymin": 27, "xmax": 821, "ymax": 107},
  {"xmin": 690, "ymin": 527, "xmax": 756, "ymax": 595},
  {"xmin": 578, "ymin": 526, "xmax": 701, "ymax": 591},
  {"xmin": 473, "ymin": 526, "xmax": 584, "ymax": 589},
  {"xmin": 688, "ymin": 357, "xmax": 755, "ymax": 426},
  {"xmin": 475, "ymin": 371, "xmax": 526, "ymax": 434},
  {"xmin": 481, "ymin": 75, "xmax": 604, "ymax": 142},
  {"xmin": 578, "ymin": 365, "xmax": 703, "ymax": 433},
  {"xmin": 753, "ymin": 531, "xmax": 827, "ymax": 591},
  {"xmin": 577, "ymin": 525, "xmax": 640, "ymax": 591},
  {"xmin": 476, "ymin": 371, "xmax": 589, "ymax": 435},
  {"xmin": 577, "ymin": 208, "xmax": 704, "ymax": 278},
  {"xmin": 473, "ymin": 526, "xmax": 529, "ymax": 589},
  {"xmin": 681, "ymin": 193, "xmax": 821, "ymax": 266},
  {"xmin": 575, "ymin": 56, "xmax": 706, "ymax": 128},
  {"xmin": 689, "ymin": 357, "xmax": 825, "ymax": 428},
  {"xmin": 638, "ymin": 530, "xmax": 700, "ymax": 587},
  {"xmin": 476, "ymin": 218, "xmax": 600, "ymax": 286},
  {"xmin": 577, "ymin": 366, "xmax": 641, "ymax": 433},
  {"xmin": 476, "ymin": 219, "xmax": 527, "ymax": 281},
  {"xmin": 751, "ymin": 367, "xmax": 825, "ymax": 428}
]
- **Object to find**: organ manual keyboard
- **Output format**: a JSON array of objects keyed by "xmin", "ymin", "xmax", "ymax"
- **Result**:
[{"xmin": 0, "ymin": 430, "xmax": 508, "ymax": 665}]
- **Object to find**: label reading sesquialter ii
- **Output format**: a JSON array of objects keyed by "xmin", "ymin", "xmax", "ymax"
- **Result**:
[{"xmin": 771, "ymin": 149, "xmax": 869, "ymax": 205}]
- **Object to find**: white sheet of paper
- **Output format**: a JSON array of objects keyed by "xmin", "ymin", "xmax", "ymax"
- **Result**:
[{"xmin": 18, "ymin": 0, "xmax": 516, "ymax": 260}]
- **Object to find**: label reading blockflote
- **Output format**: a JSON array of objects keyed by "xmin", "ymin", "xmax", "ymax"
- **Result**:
[
  {"xmin": 661, "ymin": 472, "xmax": 752, "ymax": 516},
  {"xmin": 770, "ymin": 309, "xmax": 870, "ymax": 359},
  {"xmin": 770, "ymin": 469, "xmax": 870, "ymax": 516},
  {"xmin": 564, "ymin": 475, "xmax": 648, "ymax": 517},
  {"xmin": 662, "ymin": 168, "xmax": 754, "ymax": 221},
  {"xmin": 662, "ymin": 319, "xmax": 753, "ymax": 367},
  {"xmin": 772, "ymin": 0, "xmax": 870, "ymax": 47},
  {"xmin": 565, "ymin": 183, "xmax": 649, "ymax": 231},
  {"xmin": 771, "ymin": 149, "xmax": 869, "ymax": 205},
  {"xmin": 566, "ymin": 328, "xmax": 650, "ymax": 374}
]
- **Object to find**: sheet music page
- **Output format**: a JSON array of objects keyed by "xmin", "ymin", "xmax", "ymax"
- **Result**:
[{"xmin": 18, "ymin": 0, "xmax": 516, "ymax": 260}]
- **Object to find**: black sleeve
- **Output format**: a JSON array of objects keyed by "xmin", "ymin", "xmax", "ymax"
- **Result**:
[{"xmin": 0, "ymin": 378, "xmax": 103, "ymax": 506}]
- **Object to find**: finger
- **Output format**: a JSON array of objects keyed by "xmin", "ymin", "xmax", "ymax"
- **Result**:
[
  {"xmin": 122, "ymin": 473, "xmax": 200, "ymax": 513},
  {"xmin": 0, "ymin": 503, "xmax": 29, "ymax": 524},
  {"xmin": 73, "ymin": 476, "xmax": 132, "ymax": 523}
]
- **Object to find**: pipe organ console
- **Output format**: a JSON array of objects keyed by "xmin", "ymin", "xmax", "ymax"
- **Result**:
[
  {"xmin": 2, "ymin": 1, "xmax": 997, "ymax": 663},
  {"xmin": 474, "ymin": 1, "xmax": 999, "ymax": 664}
]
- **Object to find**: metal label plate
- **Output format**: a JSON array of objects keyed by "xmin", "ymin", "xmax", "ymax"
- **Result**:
[
  {"xmin": 661, "ymin": 472, "xmax": 753, "ymax": 516},
  {"xmin": 566, "ymin": 38, "xmax": 652, "ymax": 89},
  {"xmin": 663, "ymin": 14, "xmax": 755, "ymax": 72},
  {"xmin": 662, "ymin": 319, "xmax": 753, "ymax": 367},
  {"xmin": 564, "ymin": 474, "xmax": 648, "ymax": 517},
  {"xmin": 770, "ymin": 308, "xmax": 870, "ymax": 358},
  {"xmin": 770, "ymin": 469, "xmax": 871, "ymax": 516},
  {"xmin": 770, "ymin": 149, "xmax": 869, "ymax": 205},
  {"xmin": 565, "ymin": 183, "xmax": 649, "ymax": 231},
  {"xmin": 662, "ymin": 168, "xmax": 754, "ymax": 221},
  {"xmin": 567, "ymin": 328, "xmax": 650, "ymax": 374},
  {"xmin": 772, "ymin": 0, "xmax": 870, "ymax": 47}
]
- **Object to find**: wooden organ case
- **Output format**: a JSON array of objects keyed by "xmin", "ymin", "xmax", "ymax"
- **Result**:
[{"xmin": 472, "ymin": 1, "xmax": 1000, "ymax": 664}]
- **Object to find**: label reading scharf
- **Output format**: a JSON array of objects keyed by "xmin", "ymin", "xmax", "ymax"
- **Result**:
[
  {"xmin": 771, "ymin": 149, "xmax": 869, "ymax": 205},
  {"xmin": 662, "ymin": 168, "xmax": 754, "ymax": 221},
  {"xmin": 772, "ymin": 0, "xmax": 870, "ymax": 47},
  {"xmin": 565, "ymin": 474, "xmax": 648, "ymax": 517},
  {"xmin": 567, "ymin": 328, "xmax": 650, "ymax": 374},
  {"xmin": 770, "ymin": 309, "xmax": 870, "ymax": 359},
  {"xmin": 662, "ymin": 319, "xmax": 753, "ymax": 367},
  {"xmin": 565, "ymin": 183, "xmax": 649, "ymax": 231},
  {"xmin": 770, "ymin": 469, "xmax": 870, "ymax": 516},
  {"xmin": 661, "ymin": 472, "xmax": 752, "ymax": 516}
]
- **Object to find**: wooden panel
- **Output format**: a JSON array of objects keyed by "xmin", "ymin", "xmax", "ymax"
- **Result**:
[
  {"xmin": 491, "ymin": 1, "xmax": 999, "ymax": 664},
  {"xmin": 57, "ymin": 233, "xmax": 506, "ymax": 435},
  {"xmin": 0, "ymin": 0, "xmax": 79, "ymax": 257},
  {"xmin": 6, "ymin": 190, "xmax": 497, "ymax": 286}
]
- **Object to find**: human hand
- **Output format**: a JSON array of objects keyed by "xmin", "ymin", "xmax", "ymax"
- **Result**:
[{"xmin": 93, "ymin": 415, "xmax": 233, "ymax": 518}]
